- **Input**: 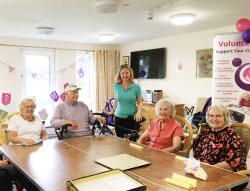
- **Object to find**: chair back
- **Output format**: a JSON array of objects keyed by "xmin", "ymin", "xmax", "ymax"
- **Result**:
[
  {"xmin": 0, "ymin": 112, "xmax": 20, "ymax": 145},
  {"xmin": 174, "ymin": 115, "xmax": 193, "ymax": 157},
  {"xmin": 196, "ymin": 97, "xmax": 209, "ymax": 113},
  {"xmin": 198, "ymin": 123, "xmax": 208, "ymax": 134},
  {"xmin": 231, "ymin": 123, "xmax": 250, "ymax": 157}
]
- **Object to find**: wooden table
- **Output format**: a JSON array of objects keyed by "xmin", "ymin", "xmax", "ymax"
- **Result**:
[{"xmin": 0, "ymin": 135, "xmax": 248, "ymax": 191}]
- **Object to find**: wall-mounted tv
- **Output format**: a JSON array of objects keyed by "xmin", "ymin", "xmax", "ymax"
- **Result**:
[{"xmin": 130, "ymin": 48, "xmax": 166, "ymax": 79}]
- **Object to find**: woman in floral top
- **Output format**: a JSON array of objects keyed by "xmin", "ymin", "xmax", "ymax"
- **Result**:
[{"xmin": 189, "ymin": 105, "xmax": 247, "ymax": 190}]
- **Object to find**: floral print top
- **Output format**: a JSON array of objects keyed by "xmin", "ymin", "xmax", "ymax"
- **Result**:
[{"xmin": 192, "ymin": 126, "xmax": 246, "ymax": 172}]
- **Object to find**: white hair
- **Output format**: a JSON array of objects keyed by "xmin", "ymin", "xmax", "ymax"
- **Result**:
[
  {"xmin": 155, "ymin": 99, "xmax": 176, "ymax": 117},
  {"xmin": 206, "ymin": 105, "xmax": 231, "ymax": 127}
]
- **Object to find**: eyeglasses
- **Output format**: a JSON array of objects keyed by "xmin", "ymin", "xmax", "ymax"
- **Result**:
[{"xmin": 24, "ymin": 106, "xmax": 35, "ymax": 109}]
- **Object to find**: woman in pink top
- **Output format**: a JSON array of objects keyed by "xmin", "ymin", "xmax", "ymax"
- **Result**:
[{"xmin": 137, "ymin": 99, "xmax": 184, "ymax": 153}]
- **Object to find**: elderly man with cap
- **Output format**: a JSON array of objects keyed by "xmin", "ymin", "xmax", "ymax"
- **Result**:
[{"xmin": 50, "ymin": 84, "xmax": 106, "ymax": 138}]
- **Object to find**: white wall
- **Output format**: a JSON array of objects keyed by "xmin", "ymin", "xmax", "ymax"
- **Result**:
[
  {"xmin": 119, "ymin": 25, "xmax": 237, "ymax": 113},
  {"xmin": 0, "ymin": 36, "xmax": 119, "ymax": 114}
]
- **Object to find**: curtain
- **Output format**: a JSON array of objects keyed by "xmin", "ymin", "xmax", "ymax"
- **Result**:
[{"xmin": 94, "ymin": 50, "xmax": 120, "ymax": 112}]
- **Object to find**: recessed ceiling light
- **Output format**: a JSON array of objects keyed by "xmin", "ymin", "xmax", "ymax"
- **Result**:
[
  {"xmin": 98, "ymin": 34, "xmax": 114, "ymax": 41},
  {"xmin": 171, "ymin": 13, "xmax": 194, "ymax": 25},
  {"xmin": 37, "ymin": 27, "xmax": 54, "ymax": 36}
]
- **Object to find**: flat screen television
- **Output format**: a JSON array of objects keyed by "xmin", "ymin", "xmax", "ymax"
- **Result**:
[{"xmin": 130, "ymin": 48, "xmax": 166, "ymax": 79}]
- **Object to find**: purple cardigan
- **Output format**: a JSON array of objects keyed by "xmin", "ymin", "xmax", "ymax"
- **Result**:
[{"xmin": 50, "ymin": 101, "xmax": 97, "ymax": 138}]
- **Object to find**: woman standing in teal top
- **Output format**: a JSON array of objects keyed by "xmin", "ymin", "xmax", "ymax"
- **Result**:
[{"xmin": 110, "ymin": 64, "xmax": 143, "ymax": 138}]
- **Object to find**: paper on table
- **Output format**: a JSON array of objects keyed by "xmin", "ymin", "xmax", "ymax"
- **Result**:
[
  {"xmin": 17, "ymin": 139, "xmax": 43, "ymax": 146},
  {"xmin": 74, "ymin": 174, "xmax": 140, "ymax": 191},
  {"xmin": 95, "ymin": 154, "xmax": 150, "ymax": 170}
]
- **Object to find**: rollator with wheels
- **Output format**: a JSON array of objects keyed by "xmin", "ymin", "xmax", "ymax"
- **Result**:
[
  {"xmin": 92, "ymin": 112, "xmax": 146, "ymax": 142},
  {"xmin": 55, "ymin": 113, "xmax": 145, "ymax": 142}
]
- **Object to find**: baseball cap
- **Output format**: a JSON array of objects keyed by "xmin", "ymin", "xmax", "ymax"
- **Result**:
[{"xmin": 65, "ymin": 84, "xmax": 81, "ymax": 92}]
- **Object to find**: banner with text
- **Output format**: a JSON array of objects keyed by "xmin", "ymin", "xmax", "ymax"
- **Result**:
[{"xmin": 212, "ymin": 32, "xmax": 250, "ymax": 123}]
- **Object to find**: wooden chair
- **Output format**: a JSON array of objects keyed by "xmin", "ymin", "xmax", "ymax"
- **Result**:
[
  {"xmin": 0, "ymin": 112, "xmax": 20, "ymax": 146},
  {"xmin": 198, "ymin": 123, "xmax": 208, "ymax": 134},
  {"xmin": 230, "ymin": 123, "xmax": 250, "ymax": 190},
  {"xmin": 236, "ymin": 169, "xmax": 250, "ymax": 191},
  {"xmin": 231, "ymin": 123, "xmax": 250, "ymax": 157},
  {"xmin": 174, "ymin": 115, "xmax": 193, "ymax": 157}
]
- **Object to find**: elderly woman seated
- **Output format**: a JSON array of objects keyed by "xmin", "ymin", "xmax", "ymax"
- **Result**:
[
  {"xmin": 5, "ymin": 97, "xmax": 46, "ymax": 190},
  {"xmin": 189, "ymin": 105, "xmax": 247, "ymax": 190},
  {"xmin": 8, "ymin": 97, "xmax": 47, "ymax": 145},
  {"xmin": 137, "ymin": 99, "xmax": 184, "ymax": 153}
]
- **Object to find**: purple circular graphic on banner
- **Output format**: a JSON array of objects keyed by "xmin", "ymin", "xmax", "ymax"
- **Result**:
[
  {"xmin": 235, "ymin": 63, "xmax": 250, "ymax": 91},
  {"xmin": 232, "ymin": 58, "xmax": 242, "ymax": 67},
  {"xmin": 243, "ymin": 67, "xmax": 250, "ymax": 82}
]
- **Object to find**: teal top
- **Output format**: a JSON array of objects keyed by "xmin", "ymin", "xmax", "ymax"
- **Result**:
[{"xmin": 114, "ymin": 83, "xmax": 142, "ymax": 118}]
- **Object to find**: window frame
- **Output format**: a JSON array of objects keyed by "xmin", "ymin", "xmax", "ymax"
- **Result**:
[
  {"xmin": 76, "ymin": 51, "xmax": 95, "ymax": 111},
  {"xmin": 20, "ymin": 48, "xmax": 57, "ymax": 124},
  {"xmin": 21, "ymin": 49, "xmax": 56, "ymax": 98}
]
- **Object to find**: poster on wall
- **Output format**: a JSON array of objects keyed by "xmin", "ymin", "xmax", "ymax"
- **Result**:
[
  {"xmin": 212, "ymin": 32, "xmax": 250, "ymax": 124},
  {"xmin": 176, "ymin": 59, "xmax": 185, "ymax": 73}
]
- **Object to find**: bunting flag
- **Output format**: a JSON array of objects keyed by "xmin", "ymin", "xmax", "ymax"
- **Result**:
[
  {"xmin": 79, "ymin": 57, "xmax": 84, "ymax": 62},
  {"xmin": 38, "ymin": 109, "xmax": 48, "ymax": 120},
  {"xmin": 50, "ymin": 72, "xmax": 58, "ymax": 80},
  {"xmin": 64, "ymin": 82, "xmax": 69, "ymax": 89},
  {"xmin": 0, "ymin": 109, "xmax": 8, "ymax": 120},
  {"xmin": 60, "ymin": 91, "xmax": 66, "ymax": 102},
  {"xmin": 69, "ymin": 63, "xmax": 76, "ymax": 69},
  {"xmin": 1, "ymin": 55, "xmax": 88, "ymax": 79},
  {"xmin": 2, "ymin": 93, "xmax": 11, "ymax": 106},
  {"xmin": 50, "ymin": 91, "xmax": 59, "ymax": 102},
  {"xmin": 60, "ymin": 68, "xmax": 67, "ymax": 76},
  {"xmin": 9, "ymin": 66, "xmax": 15, "ymax": 73},
  {"xmin": 78, "ymin": 68, "xmax": 84, "ymax": 78},
  {"xmin": 0, "ymin": 54, "xmax": 90, "ymax": 107},
  {"xmin": 31, "ymin": 73, "xmax": 37, "ymax": 79}
]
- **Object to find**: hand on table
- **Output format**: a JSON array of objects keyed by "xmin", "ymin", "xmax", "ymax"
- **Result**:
[{"xmin": 23, "ymin": 139, "xmax": 36, "ymax": 145}]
